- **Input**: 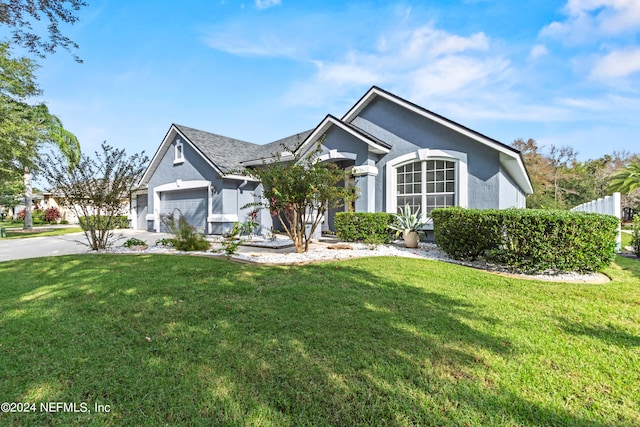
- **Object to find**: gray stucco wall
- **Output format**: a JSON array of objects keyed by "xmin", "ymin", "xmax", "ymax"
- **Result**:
[
  {"xmin": 319, "ymin": 126, "xmax": 378, "ymax": 215},
  {"xmin": 353, "ymin": 97, "xmax": 508, "ymax": 212},
  {"xmin": 319, "ymin": 126, "xmax": 370, "ymax": 163},
  {"xmin": 146, "ymin": 135, "xmax": 222, "ymax": 215},
  {"xmin": 146, "ymin": 136, "xmax": 268, "ymax": 235},
  {"xmin": 499, "ymin": 166, "xmax": 526, "ymax": 208}
]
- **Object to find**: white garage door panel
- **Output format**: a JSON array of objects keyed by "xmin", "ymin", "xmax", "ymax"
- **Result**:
[{"xmin": 160, "ymin": 188, "xmax": 207, "ymax": 233}]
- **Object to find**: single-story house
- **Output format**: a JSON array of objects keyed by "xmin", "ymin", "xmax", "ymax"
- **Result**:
[{"xmin": 133, "ymin": 86, "xmax": 533, "ymax": 237}]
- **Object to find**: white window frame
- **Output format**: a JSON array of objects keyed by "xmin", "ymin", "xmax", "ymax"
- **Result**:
[
  {"xmin": 173, "ymin": 139, "xmax": 184, "ymax": 164},
  {"xmin": 386, "ymin": 149, "xmax": 468, "ymax": 227}
]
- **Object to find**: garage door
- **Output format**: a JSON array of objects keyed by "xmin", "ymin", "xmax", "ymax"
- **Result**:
[{"xmin": 160, "ymin": 188, "xmax": 207, "ymax": 233}]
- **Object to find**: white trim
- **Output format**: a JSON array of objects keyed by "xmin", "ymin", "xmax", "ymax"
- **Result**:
[
  {"xmin": 385, "ymin": 149, "xmax": 468, "ymax": 219},
  {"xmin": 352, "ymin": 165, "xmax": 379, "ymax": 177},
  {"xmin": 243, "ymin": 152, "xmax": 295, "ymax": 166},
  {"xmin": 173, "ymin": 139, "xmax": 184, "ymax": 164},
  {"xmin": 343, "ymin": 87, "xmax": 533, "ymax": 195},
  {"xmin": 296, "ymin": 115, "xmax": 390, "ymax": 161},
  {"xmin": 139, "ymin": 125, "xmax": 225, "ymax": 187},
  {"xmin": 223, "ymin": 174, "xmax": 260, "ymax": 182},
  {"xmin": 317, "ymin": 150, "xmax": 358, "ymax": 162}
]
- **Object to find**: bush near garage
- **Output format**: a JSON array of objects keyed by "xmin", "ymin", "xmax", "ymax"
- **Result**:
[
  {"xmin": 335, "ymin": 212, "xmax": 394, "ymax": 244},
  {"xmin": 432, "ymin": 207, "xmax": 619, "ymax": 272}
]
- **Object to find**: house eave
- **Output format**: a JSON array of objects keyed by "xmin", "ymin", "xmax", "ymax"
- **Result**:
[
  {"xmin": 343, "ymin": 86, "xmax": 533, "ymax": 195},
  {"xmin": 138, "ymin": 124, "xmax": 225, "ymax": 187},
  {"xmin": 296, "ymin": 115, "xmax": 391, "ymax": 159}
]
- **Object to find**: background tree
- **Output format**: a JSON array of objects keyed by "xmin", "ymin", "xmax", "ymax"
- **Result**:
[
  {"xmin": 512, "ymin": 138, "xmax": 556, "ymax": 208},
  {"xmin": 245, "ymin": 142, "xmax": 357, "ymax": 253},
  {"xmin": 21, "ymin": 104, "xmax": 80, "ymax": 230},
  {"xmin": 0, "ymin": 0, "xmax": 87, "ymax": 61},
  {"xmin": 0, "ymin": 177, "xmax": 22, "ymax": 218},
  {"xmin": 0, "ymin": 41, "xmax": 40, "ymax": 181},
  {"xmin": 548, "ymin": 145, "xmax": 578, "ymax": 206},
  {"xmin": 513, "ymin": 138, "xmax": 638, "ymax": 210},
  {"xmin": 0, "ymin": 42, "xmax": 80, "ymax": 229},
  {"xmin": 38, "ymin": 143, "xmax": 148, "ymax": 250}
]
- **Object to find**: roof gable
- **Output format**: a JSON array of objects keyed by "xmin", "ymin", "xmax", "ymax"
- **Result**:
[
  {"xmin": 138, "ymin": 124, "xmax": 312, "ymax": 186},
  {"xmin": 343, "ymin": 86, "xmax": 533, "ymax": 194}
]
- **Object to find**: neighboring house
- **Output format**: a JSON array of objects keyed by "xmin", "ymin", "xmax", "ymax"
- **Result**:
[
  {"xmin": 41, "ymin": 193, "xmax": 77, "ymax": 223},
  {"xmin": 40, "ymin": 192, "xmax": 129, "ymax": 224},
  {"xmin": 134, "ymin": 86, "xmax": 533, "ymax": 237}
]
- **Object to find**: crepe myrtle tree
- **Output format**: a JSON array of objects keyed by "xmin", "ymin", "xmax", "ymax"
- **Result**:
[
  {"xmin": 244, "ymin": 141, "xmax": 357, "ymax": 253},
  {"xmin": 38, "ymin": 142, "xmax": 148, "ymax": 250}
]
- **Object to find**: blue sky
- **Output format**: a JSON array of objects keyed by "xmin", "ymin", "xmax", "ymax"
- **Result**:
[{"xmin": 20, "ymin": 0, "xmax": 640, "ymax": 162}]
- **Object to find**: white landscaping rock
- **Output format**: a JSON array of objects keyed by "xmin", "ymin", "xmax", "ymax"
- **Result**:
[{"xmin": 101, "ymin": 240, "xmax": 608, "ymax": 283}]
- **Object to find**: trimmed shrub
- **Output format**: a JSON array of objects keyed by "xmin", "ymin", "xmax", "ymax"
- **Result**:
[
  {"xmin": 431, "ymin": 207, "xmax": 502, "ymax": 261},
  {"xmin": 335, "ymin": 212, "xmax": 394, "ymax": 244},
  {"xmin": 432, "ymin": 207, "xmax": 619, "ymax": 272}
]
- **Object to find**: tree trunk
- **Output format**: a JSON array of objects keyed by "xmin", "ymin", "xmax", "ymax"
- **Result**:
[{"xmin": 23, "ymin": 166, "xmax": 33, "ymax": 231}]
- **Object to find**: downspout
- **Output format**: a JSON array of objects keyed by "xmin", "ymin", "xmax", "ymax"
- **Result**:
[{"xmin": 237, "ymin": 180, "xmax": 248, "ymax": 222}]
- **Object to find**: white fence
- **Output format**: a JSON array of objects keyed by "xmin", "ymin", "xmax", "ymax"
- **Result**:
[{"xmin": 571, "ymin": 192, "xmax": 621, "ymax": 251}]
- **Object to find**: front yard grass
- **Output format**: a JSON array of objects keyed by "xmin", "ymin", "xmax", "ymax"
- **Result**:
[
  {"xmin": 0, "ymin": 254, "xmax": 638, "ymax": 426},
  {"xmin": 3, "ymin": 227, "xmax": 83, "ymax": 239}
]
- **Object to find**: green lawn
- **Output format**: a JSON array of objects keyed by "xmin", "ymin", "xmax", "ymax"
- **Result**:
[
  {"xmin": 0, "ymin": 254, "xmax": 638, "ymax": 426},
  {"xmin": 3, "ymin": 227, "xmax": 83, "ymax": 239},
  {"xmin": 621, "ymin": 231, "xmax": 633, "ymax": 250}
]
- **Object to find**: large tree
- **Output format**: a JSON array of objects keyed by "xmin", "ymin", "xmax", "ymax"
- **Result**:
[
  {"xmin": 0, "ymin": 0, "xmax": 86, "ymax": 61},
  {"xmin": 21, "ymin": 103, "xmax": 80, "ymax": 230},
  {"xmin": 245, "ymin": 142, "xmax": 357, "ymax": 253},
  {"xmin": 0, "ymin": 42, "xmax": 80, "ymax": 229}
]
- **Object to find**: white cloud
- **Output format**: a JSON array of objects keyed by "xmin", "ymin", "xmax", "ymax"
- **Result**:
[
  {"xmin": 286, "ymin": 23, "xmax": 506, "ymax": 110},
  {"xmin": 204, "ymin": 31, "xmax": 297, "ymax": 57},
  {"xmin": 255, "ymin": 0, "xmax": 281, "ymax": 10},
  {"xmin": 591, "ymin": 48, "xmax": 640, "ymax": 78},
  {"xmin": 529, "ymin": 44, "xmax": 548, "ymax": 60},
  {"xmin": 312, "ymin": 60, "xmax": 382, "ymax": 87},
  {"xmin": 541, "ymin": 0, "xmax": 640, "ymax": 43}
]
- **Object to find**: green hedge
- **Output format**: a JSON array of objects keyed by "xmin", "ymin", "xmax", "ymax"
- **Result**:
[
  {"xmin": 432, "ymin": 207, "xmax": 619, "ymax": 272},
  {"xmin": 335, "ymin": 212, "xmax": 394, "ymax": 244},
  {"xmin": 429, "ymin": 208, "xmax": 502, "ymax": 260},
  {"xmin": 79, "ymin": 215, "xmax": 130, "ymax": 230}
]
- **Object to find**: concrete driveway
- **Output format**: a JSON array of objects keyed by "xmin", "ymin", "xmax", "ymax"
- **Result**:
[{"xmin": 0, "ymin": 229, "xmax": 172, "ymax": 262}]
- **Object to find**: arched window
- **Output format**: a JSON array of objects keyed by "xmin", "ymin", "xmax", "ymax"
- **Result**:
[
  {"xmin": 386, "ymin": 149, "xmax": 467, "ymax": 222},
  {"xmin": 396, "ymin": 159, "xmax": 456, "ymax": 216}
]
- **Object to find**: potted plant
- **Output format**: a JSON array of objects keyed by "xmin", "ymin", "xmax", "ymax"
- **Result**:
[{"xmin": 389, "ymin": 204, "xmax": 427, "ymax": 248}]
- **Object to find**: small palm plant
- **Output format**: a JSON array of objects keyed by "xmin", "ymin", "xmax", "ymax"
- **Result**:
[{"xmin": 389, "ymin": 204, "xmax": 428, "ymax": 247}]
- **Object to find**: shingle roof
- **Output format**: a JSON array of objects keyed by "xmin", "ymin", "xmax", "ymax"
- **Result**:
[{"xmin": 174, "ymin": 124, "xmax": 311, "ymax": 174}]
